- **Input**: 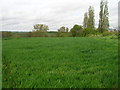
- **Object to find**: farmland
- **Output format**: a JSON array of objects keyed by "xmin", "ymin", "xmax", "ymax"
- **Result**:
[{"xmin": 2, "ymin": 37, "xmax": 118, "ymax": 88}]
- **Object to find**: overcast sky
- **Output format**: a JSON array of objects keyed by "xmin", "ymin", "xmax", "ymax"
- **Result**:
[{"xmin": 0, "ymin": 0, "xmax": 119, "ymax": 31}]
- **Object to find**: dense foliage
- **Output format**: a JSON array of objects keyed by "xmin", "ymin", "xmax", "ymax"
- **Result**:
[{"xmin": 70, "ymin": 25, "xmax": 83, "ymax": 37}]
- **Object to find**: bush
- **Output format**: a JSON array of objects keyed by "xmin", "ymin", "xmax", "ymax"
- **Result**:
[
  {"xmin": 57, "ymin": 32, "xmax": 71, "ymax": 37},
  {"xmin": 31, "ymin": 31, "xmax": 48, "ymax": 37},
  {"xmin": 2, "ymin": 32, "xmax": 12, "ymax": 38},
  {"xmin": 110, "ymin": 35, "xmax": 118, "ymax": 39},
  {"xmin": 82, "ymin": 28, "xmax": 98, "ymax": 37},
  {"xmin": 102, "ymin": 31, "xmax": 113, "ymax": 36},
  {"xmin": 12, "ymin": 34, "xmax": 22, "ymax": 38}
]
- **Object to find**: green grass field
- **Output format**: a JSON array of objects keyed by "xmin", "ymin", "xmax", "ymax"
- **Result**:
[{"xmin": 2, "ymin": 37, "xmax": 118, "ymax": 88}]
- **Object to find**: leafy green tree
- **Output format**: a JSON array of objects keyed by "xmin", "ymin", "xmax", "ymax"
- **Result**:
[
  {"xmin": 70, "ymin": 24, "xmax": 83, "ymax": 37},
  {"xmin": 103, "ymin": 0, "xmax": 109, "ymax": 30},
  {"xmin": 32, "ymin": 24, "xmax": 49, "ymax": 37},
  {"xmin": 83, "ymin": 12, "xmax": 88, "ymax": 28},
  {"xmin": 98, "ymin": 0, "xmax": 104, "ymax": 33},
  {"xmin": 58, "ymin": 26, "xmax": 69, "ymax": 33},
  {"xmin": 98, "ymin": 0, "xmax": 109, "ymax": 33},
  {"xmin": 33, "ymin": 24, "xmax": 49, "ymax": 32},
  {"xmin": 88, "ymin": 6, "xmax": 95, "ymax": 29},
  {"xmin": 57, "ymin": 26, "xmax": 69, "ymax": 37},
  {"xmin": 58, "ymin": 27, "xmax": 65, "ymax": 32}
]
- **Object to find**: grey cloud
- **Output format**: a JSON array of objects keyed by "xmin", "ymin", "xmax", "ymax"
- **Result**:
[{"xmin": 0, "ymin": 0, "xmax": 119, "ymax": 31}]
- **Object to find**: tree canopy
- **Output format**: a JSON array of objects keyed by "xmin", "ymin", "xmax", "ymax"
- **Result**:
[
  {"xmin": 70, "ymin": 25, "xmax": 83, "ymax": 37},
  {"xmin": 58, "ymin": 26, "xmax": 69, "ymax": 33},
  {"xmin": 33, "ymin": 24, "xmax": 49, "ymax": 32}
]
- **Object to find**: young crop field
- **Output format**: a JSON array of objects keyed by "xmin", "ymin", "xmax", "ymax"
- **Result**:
[{"xmin": 2, "ymin": 37, "xmax": 118, "ymax": 88}]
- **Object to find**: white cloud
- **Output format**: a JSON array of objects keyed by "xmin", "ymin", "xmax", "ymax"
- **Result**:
[{"xmin": 0, "ymin": 0, "xmax": 119, "ymax": 31}]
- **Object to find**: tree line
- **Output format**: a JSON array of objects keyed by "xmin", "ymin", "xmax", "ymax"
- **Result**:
[{"xmin": 32, "ymin": 0, "xmax": 110, "ymax": 37}]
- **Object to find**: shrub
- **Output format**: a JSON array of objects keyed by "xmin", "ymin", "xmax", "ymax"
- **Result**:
[
  {"xmin": 2, "ymin": 32, "xmax": 12, "ymax": 38},
  {"xmin": 57, "ymin": 32, "xmax": 71, "ymax": 37},
  {"xmin": 31, "ymin": 31, "xmax": 48, "ymax": 37},
  {"xmin": 102, "ymin": 31, "xmax": 113, "ymax": 36},
  {"xmin": 12, "ymin": 34, "xmax": 21, "ymax": 38},
  {"xmin": 110, "ymin": 35, "xmax": 118, "ymax": 39},
  {"xmin": 82, "ymin": 28, "xmax": 98, "ymax": 37}
]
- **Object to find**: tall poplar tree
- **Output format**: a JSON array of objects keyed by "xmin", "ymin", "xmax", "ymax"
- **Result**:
[
  {"xmin": 103, "ymin": 0, "xmax": 109, "ymax": 30},
  {"xmin": 98, "ymin": 0, "xmax": 109, "ymax": 33},
  {"xmin": 88, "ymin": 6, "xmax": 95, "ymax": 29},
  {"xmin": 83, "ymin": 12, "xmax": 88, "ymax": 28},
  {"xmin": 98, "ymin": 0, "xmax": 104, "ymax": 33}
]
